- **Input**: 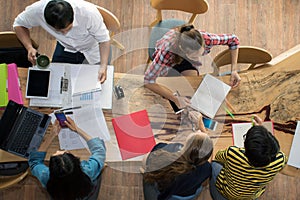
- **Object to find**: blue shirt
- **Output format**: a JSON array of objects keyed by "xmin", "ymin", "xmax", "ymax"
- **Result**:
[{"xmin": 28, "ymin": 137, "xmax": 106, "ymax": 188}]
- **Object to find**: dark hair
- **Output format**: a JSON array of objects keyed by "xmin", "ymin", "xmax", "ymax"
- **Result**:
[
  {"xmin": 47, "ymin": 153, "xmax": 93, "ymax": 200},
  {"xmin": 244, "ymin": 126, "xmax": 280, "ymax": 167},
  {"xmin": 44, "ymin": 0, "xmax": 74, "ymax": 29}
]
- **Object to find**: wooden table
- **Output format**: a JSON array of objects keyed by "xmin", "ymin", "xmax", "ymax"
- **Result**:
[{"xmin": 0, "ymin": 65, "xmax": 299, "ymax": 177}]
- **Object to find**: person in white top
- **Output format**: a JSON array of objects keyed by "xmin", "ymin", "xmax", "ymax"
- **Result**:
[{"xmin": 13, "ymin": 0, "xmax": 110, "ymax": 83}]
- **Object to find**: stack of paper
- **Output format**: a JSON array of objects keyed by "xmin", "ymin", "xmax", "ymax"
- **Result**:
[
  {"xmin": 30, "ymin": 63, "xmax": 114, "ymax": 109},
  {"xmin": 50, "ymin": 105, "xmax": 111, "ymax": 150},
  {"xmin": 191, "ymin": 74, "xmax": 231, "ymax": 119}
]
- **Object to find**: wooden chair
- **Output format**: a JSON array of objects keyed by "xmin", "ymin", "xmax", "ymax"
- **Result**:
[
  {"xmin": 0, "ymin": 169, "xmax": 29, "ymax": 189},
  {"xmin": 0, "ymin": 31, "xmax": 39, "ymax": 67},
  {"xmin": 212, "ymin": 46, "xmax": 273, "ymax": 75},
  {"xmin": 96, "ymin": 6, "xmax": 125, "ymax": 51},
  {"xmin": 149, "ymin": 0, "xmax": 209, "ymax": 27},
  {"xmin": 146, "ymin": 0, "xmax": 209, "ymax": 71}
]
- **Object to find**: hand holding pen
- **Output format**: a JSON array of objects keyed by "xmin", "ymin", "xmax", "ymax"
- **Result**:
[
  {"xmin": 252, "ymin": 115, "xmax": 263, "ymax": 126},
  {"xmin": 174, "ymin": 91, "xmax": 191, "ymax": 109}
]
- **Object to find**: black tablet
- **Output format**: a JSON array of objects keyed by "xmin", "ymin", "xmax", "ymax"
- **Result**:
[{"xmin": 25, "ymin": 68, "xmax": 51, "ymax": 99}]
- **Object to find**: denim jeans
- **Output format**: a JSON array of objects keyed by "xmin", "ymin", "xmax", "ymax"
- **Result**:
[{"xmin": 209, "ymin": 161, "xmax": 227, "ymax": 200}]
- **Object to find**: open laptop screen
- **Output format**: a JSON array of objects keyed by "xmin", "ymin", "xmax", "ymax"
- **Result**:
[{"xmin": 26, "ymin": 68, "xmax": 51, "ymax": 99}]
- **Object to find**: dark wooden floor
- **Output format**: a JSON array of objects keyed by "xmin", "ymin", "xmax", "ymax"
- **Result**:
[{"xmin": 1, "ymin": 0, "xmax": 300, "ymax": 199}]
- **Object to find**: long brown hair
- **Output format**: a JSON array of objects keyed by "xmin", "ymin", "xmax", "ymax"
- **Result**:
[
  {"xmin": 172, "ymin": 24, "xmax": 204, "ymax": 64},
  {"xmin": 144, "ymin": 133, "xmax": 213, "ymax": 190}
]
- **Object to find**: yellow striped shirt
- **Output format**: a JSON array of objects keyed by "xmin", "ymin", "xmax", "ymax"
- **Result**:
[{"xmin": 215, "ymin": 146, "xmax": 287, "ymax": 200}]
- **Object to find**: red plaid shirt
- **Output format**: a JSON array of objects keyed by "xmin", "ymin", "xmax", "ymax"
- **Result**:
[{"xmin": 144, "ymin": 29, "xmax": 240, "ymax": 83}]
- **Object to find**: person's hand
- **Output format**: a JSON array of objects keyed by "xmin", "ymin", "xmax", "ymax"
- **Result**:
[
  {"xmin": 230, "ymin": 71, "xmax": 241, "ymax": 88},
  {"xmin": 64, "ymin": 117, "xmax": 78, "ymax": 132},
  {"xmin": 188, "ymin": 110, "xmax": 203, "ymax": 124},
  {"xmin": 175, "ymin": 96, "xmax": 191, "ymax": 109},
  {"xmin": 39, "ymin": 120, "xmax": 60, "ymax": 151},
  {"xmin": 252, "ymin": 114, "xmax": 263, "ymax": 125},
  {"xmin": 51, "ymin": 120, "xmax": 61, "ymax": 136},
  {"xmin": 27, "ymin": 47, "xmax": 38, "ymax": 65},
  {"xmin": 188, "ymin": 110, "xmax": 206, "ymax": 132},
  {"xmin": 98, "ymin": 65, "xmax": 107, "ymax": 83}
]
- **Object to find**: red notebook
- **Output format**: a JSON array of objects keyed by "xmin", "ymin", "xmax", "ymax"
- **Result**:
[
  {"xmin": 112, "ymin": 110, "xmax": 156, "ymax": 160},
  {"xmin": 7, "ymin": 63, "xmax": 23, "ymax": 105}
]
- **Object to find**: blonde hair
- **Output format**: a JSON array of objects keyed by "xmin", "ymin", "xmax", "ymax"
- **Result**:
[{"xmin": 144, "ymin": 133, "xmax": 213, "ymax": 190}]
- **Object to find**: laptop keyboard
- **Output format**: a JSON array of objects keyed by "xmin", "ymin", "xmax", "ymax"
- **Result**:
[{"xmin": 9, "ymin": 111, "xmax": 42, "ymax": 155}]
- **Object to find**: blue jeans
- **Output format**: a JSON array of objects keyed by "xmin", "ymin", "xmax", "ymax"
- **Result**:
[
  {"xmin": 209, "ymin": 161, "xmax": 227, "ymax": 200},
  {"xmin": 52, "ymin": 42, "xmax": 86, "ymax": 64}
]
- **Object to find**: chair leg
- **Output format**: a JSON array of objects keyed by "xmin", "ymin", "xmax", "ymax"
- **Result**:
[
  {"xmin": 111, "ymin": 39, "xmax": 125, "ymax": 51},
  {"xmin": 144, "ymin": 57, "xmax": 152, "ymax": 73}
]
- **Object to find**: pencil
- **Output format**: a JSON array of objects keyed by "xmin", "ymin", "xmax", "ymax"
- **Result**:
[{"xmin": 225, "ymin": 98, "xmax": 236, "ymax": 113}]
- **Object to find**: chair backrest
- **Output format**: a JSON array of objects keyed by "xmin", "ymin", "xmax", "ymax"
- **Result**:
[
  {"xmin": 150, "ymin": 0, "xmax": 209, "ymax": 26},
  {"xmin": 0, "ymin": 31, "xmax": 39, "ymax": 67},
  {"xmin": 0, "ymin": 31, "xmax": 38, "ymax": 49},
  {"xmin": 96, "ymin": 6, "xmax": 120, "ymax": 35},
  {"xmin": 212, "ymin": 46, "xmax": 273, "ymax": 74},
  {"xmin": 95, "ymin": 5, "xmax": 125, "ymax": 51},
  {"xmin": 0, "ymin": 161, "xmax": 29, "ymax": 190}
]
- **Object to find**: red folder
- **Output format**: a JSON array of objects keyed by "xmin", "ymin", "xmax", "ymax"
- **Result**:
[
  {"xmin": 112, "ymin": 110, "xmax": 156, "ymax": 160},
  {"xmin": 7, "ymin": 63, "xmax": 23, "ymax": 105}
]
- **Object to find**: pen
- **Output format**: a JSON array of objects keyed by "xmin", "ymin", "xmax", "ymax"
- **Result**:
[
  {"xmin": 60, "ymin": 106, "xmax": 82, "ymax": 111},
  {"xmin": 251, "ymin": 116, "xmax": 255, "ymax": 126},
  {"xmin": 224, "ymin": 107, "xmax": 235, "ymax": 119}
]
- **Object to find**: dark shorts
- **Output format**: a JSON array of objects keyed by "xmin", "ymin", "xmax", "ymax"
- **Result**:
[{"xmin": 167, "ymin": 59, "xmax": 198, "ymax": 77}]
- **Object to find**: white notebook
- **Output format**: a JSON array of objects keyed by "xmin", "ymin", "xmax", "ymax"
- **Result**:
[
  {"xmin": 191, "ymin": 74, "xmax": 231, "ymax": 119},
  {"xmin": 71, "ymin": 65, "xmax": 102, "ymax": 96},
  {"xmin": 287, "ymin": 121, "xmax": 300, "ymax": 168},
  {"xmin": 232, "ymin": 121, "xmax": 274, "ymax": 148}
]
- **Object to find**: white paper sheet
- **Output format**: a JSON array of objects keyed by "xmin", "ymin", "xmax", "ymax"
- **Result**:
[
  {"xmin": 191, "ymin": 74, "xmax": 231, "ymax": 119},
  {"xmin": 232, "ymin": 121, "xmax": 274, "ymax": 148},
  {"xmin": 51, "ymin": 105, "xmax": 111, "ymax": 150},
  {"xmin": 71, "ymin": 65, "xmax": 101, "ymax": 95},
  {"xmin": 288, "ymin": 121, "xmax": 300, "ymax": 168}
]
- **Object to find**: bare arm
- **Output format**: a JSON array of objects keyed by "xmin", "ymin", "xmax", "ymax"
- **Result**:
[
  {"xmin": 230, "ymin": 48, "xmax": 241, "ymax": 88},
  {"xmin": 188, "ymin": 110, "xmax": 207, "ymax": 132},
  {"xmin": 38, "ymin": 120, "xmax": 61, "ymax": 152},
  {"xmin": 14, "ymin": 26, "xmax": 37, "ymax": 65},
  {"xmin": 64, "ymin": 117, "xmax": 92, "ymax": 141},
  {"xmin": 98, "ymin": 41, "xmax": 110, "ymax": 83},
  {"xmin": 145, "ymin": 83, "xmax": 190, "ymax": 108}
]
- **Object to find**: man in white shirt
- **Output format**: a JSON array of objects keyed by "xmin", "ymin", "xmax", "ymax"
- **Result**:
[{"xmin": 13, "ymin": 0, "xmax": 110, "ymax": 83}]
